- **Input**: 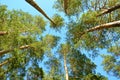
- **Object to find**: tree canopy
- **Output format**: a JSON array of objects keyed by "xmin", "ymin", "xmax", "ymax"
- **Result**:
[{"xmin": 0, "ymin": 0, "xmax": 120, "ymax": 80}]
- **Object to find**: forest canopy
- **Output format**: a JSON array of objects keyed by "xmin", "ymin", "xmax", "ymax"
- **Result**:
[{"xmin": 0, "ymin": 0, "xmax": 120, "ymax": 80}]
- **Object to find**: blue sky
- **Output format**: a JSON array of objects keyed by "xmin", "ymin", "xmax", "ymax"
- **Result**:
[{"xmin": 0, "ymin": 0, "xmax": 118, "ymax": 80}]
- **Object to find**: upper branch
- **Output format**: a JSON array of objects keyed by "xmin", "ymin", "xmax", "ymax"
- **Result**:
[
  {"xmin": 81, "ymin": 20, "xmax": 120, "ymax": 36},
  {"xmin": 25, "ymin": 0, "xmax": 55, "ymax": 25},
  {"xmin": 97, "ymin": 4, "xmax": 120, "ymax": 16}
]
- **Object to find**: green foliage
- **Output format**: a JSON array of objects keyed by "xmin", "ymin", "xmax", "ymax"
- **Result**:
[
  {"xmin": 0, "ymin": 4, "xmax": 58, "ymax": 79},
  {"xmin": 50, "ymin": 14, "xmax": 64, "ymax": 30},
  {"xmin": 44, "ymin": 56, "xmax": 63, "ymax": 80},
  {"xmin": 68, "ymin": 49, "xmax": 96, "ymax": 79},
  {"xmin": 34, "ymin": 15, "xmax": 47, "ymax": 31},
  {"xmin": 102, "ymin": 54, "xmax": 120, "ymax": 78},
  {"xmin": 42, "ymin": 34, "xmax": 60, "ymax": 49},
  {"xmin": 1, "ymin": 0, "xmax": 120, "ymax": 79},
  {"xmin": 83, "ymin": 73, "xmax": 108, "ymax": 80},
  {"xmin": 59, "ymin": 43, "xmax": 71, "ymax": 55},
  {"xmin": 108, "ymin": 45, "xmax": 120, "ymax": 56},
  {"xmin": 80, "ymin": 11, "xmax": 99, "ymax": 26},
  {"xmin": 27, "ymin": 64, "xmax": 44, "ymax": 80},
  {"xmin": 53, "ymin": 0, "xmax": 82, "ymax": 16}
]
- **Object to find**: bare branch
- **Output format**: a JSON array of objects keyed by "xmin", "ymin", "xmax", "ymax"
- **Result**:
[
  {"xmin": 81, "ymin": 20, "xmax": 120, "ymax": 36},
  {"xmin": 97, "ymin": 4, "xmax": 120, "ymax": 16},
  {"xmin": 0, "ymin": 45, "xmax": 30, "ymax": 57},
  {"xmin": 25, "ymin": 0, "xmax": 55, "ymax": 25},
  {"xmin": 0, "ymin": 31, "xmax": 8, "ymax": 35}
]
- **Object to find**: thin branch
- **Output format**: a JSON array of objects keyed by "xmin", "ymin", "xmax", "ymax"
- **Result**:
[
  {"xmin": 0, "ymin": 60, "xmax": 9, "ymax": 67},
  {"xmin": 0, "ymin": 50, "xmax": 12, "ymax": 57},
  {"xmin": 0, "ymin": 45, "xmax": 30, "ymax": 57},
  {"xmin": 97, "ymin": 4, "xmax": 120, "ymax": 16},
  {"xmin": 0, "ymin": 46, "xmax": 30, "ymax": 67},
  {"xmin": 81, "ymin": 20, "xmax": 120, "ymax": 36},
  {"xmin": 0, "ymin": 45, "xmax": 30, "ymax": 67},
  {"xmin": 25, "ymin": 0, "xmax": 55, "ymax": 25},
  {"xmin": 0, "ymin": 31, "xmax": 8, "ymax": 35}
]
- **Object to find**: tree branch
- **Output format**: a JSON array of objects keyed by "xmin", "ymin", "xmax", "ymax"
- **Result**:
[
  {"xmin": 81, "ymin": 20, "xmax": 120, "ymax": 36},
  {"xmin": 0, "ymin": 50, "xmax": 12, "ymax": 57},
  {"xmin": 0, "ymin": 31, "xmax": 8, "ymax": 35},
  {"xmin": 0, "ymin": 60, "xmax": 9, "ymax": 67},
  {"xmin": 97, "ymin": 4, "xmax": 120, "ymax": 16},
  {"xmin": 0, "ymin": 45, "xmax": 30, "ymax": 57},
  {"xmin": 25, "ymin": 0, "xmax": 55, "ymax": 25}
]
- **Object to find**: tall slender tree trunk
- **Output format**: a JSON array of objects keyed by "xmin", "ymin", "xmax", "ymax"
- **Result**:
[
  {"xmin": 25, "ymin": 0, "xmax": 55, "ymax": 25},
  {"xmin": 63, "ymin": 54, "xmax": 69, "ymax": 80}
]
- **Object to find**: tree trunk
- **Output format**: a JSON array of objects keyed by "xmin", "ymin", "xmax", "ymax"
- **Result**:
[
  {"xmin": 63, "ymin": 54, "xmax": 69, "ymax": 80},
  {"xmin": 86, "ymin": 20, "xmax": 120, "ymax": 32},
  {"xmin": 80, "ymin": 20, "xmax": 120, "ymax": 37},
  {"xmin": 25, "ymin": 0, "xmax": 55, "ymax": 25}
]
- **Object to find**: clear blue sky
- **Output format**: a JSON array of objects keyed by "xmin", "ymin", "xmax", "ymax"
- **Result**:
[{"xmin": 0, "ymin": 0, "xmax": 118, "ymax": 80}]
